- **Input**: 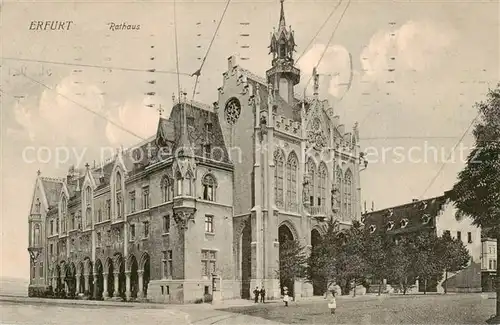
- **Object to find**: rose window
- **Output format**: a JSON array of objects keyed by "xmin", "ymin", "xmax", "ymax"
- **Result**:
[{"xmin": 224, "ymin": 98, "xmax": 241, "ymax": 125}]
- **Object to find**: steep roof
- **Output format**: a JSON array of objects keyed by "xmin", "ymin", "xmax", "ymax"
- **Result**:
[
  {"xmin": 362, "ymin": 195, "xmax": 448, "ymax": 235},
  {"xmin": 39, "ymin": 177, "xmax": 64, "ymax": 208}
]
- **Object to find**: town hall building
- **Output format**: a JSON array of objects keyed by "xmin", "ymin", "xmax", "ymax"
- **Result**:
[{"xmin": 27, "ymin": 0, "xmax": 363, "ymax": 303}]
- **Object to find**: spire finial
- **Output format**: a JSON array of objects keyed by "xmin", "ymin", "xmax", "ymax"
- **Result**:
[
  {"xmin": 313, "ymin": 67, "xmax": 319, "ymax": 96},
  {"xmin": 279, "ymin": 0, "xmax": 286, "ymax": 30},
  {"xmin": 37, "ymin": 169, "xmax": 41, "ymax": 176},
  {"xmin": 158, "ymin": 104, "xmax": 164, "ymax": 117}
]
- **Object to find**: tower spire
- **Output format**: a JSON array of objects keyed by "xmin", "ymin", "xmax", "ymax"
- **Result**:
[{"xmin": 279, "ymin": 0, "xmax": 286, "ymax": 31}]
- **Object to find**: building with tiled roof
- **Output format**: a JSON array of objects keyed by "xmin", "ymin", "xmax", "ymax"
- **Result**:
[
  {"xmin": 362, "ymin": 193, "xmax": 482, "ymax": 293},
  {"xmin": 27, "ymin": 0, "xmax": 363, "ymax": 302}
]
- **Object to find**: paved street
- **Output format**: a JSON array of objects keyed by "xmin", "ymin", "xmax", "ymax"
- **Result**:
[
  {"xmin": 0, "ymin": 293, "xmax": 496, "ymax": 324},
  {"xmin": 221, "ymin": 293, "xmax": 497, "ymax": 324}
]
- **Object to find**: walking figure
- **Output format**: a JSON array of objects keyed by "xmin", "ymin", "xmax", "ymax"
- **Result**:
[
  {"xmin": 325, "ymin": 289, "xmax": 336, "ymax": 314},
  {"xmin": 260, "ymin": 287, "xmax": 266, "ymax": 303},
  {"xmin": 253, "ymin": 286, "xmax": 260, "ymax": 303},
  {"xmin": 283, "ymin": 286, "xmax": 290, "ymax": 307}
]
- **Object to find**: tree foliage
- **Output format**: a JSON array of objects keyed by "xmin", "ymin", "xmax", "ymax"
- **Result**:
[{"xmin": 278, "ymin": 238, "xmax": 307, "ymax": 289}]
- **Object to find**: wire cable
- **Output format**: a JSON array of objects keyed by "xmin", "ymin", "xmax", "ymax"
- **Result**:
[
  {"xmin": 303, "ymin": 0, "xmax": 351, "ymax": 96},
  {"xmin": 191, "ymin": 0, "xmax": 232, "ymax": 100},
  {"xmin": 295, "ymin": 0, "xmax": 343, "ymax": 64},
  {"xmin": 1, "ymin": 57, "xmax": 192, "ymax": 76},
  {"xmin": 173, "ymin": 0, "xmax": 182, "ymax": 99},
  {"xmin": 4, "ymin": 64, "xmax": 146, "ymax": 141},
  {"xmin": 419, "ymin": 112, "xmax": 481, "ymax": 199}
]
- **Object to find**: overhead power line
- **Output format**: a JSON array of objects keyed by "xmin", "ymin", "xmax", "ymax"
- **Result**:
[
  {"xmin": 4, "ymin": 64, "xmax": 146, "ymax": 141},
  {"xmin": 191, "ymin": 0, "xmax": 232, "ymax": 100},
  {"xmin": 2, "ymin": 57, "xmax": 192, "ymax": 76},
  {"xmin": 296, "ymin": 0, "xmax": 343, "ymax": 64}
]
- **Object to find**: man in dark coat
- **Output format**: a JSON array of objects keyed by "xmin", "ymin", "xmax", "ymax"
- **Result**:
[
  {"xmin": 253, "ymin": 287, "xmax": 259, "ymax": 303},
  {"xmin": 260, "ymin": 287, "xmax": 266, "ymax": 303}
]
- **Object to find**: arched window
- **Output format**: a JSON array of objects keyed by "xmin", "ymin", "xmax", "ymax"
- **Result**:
[
  {"xmin": 35, "ymin": 198, "xmax": 41, "ymax": 213},
  {"xmin": 161, "ymin": 176, "xmax": 172, "ymax": 202},
  {"xmin": 186, "ymin": 171, "xmax": 193, "ymax": 196},
  {"xmin": 318, "ymin": 163, "xmax": 327, "ymax": 212},
  {"xmin": 115, "ymin": 172, "xmax": 123, "ymax": 219},
  {"xmin": 85, "ymin": 186, "xmax": 91, "ymax": 206},
  {"xmin": 307, "ymin": 158, "xmax": 316, "ymax": 206},
  {"xmin": 286, "ymin": 153, "xmax": 298, "ymax": 211},
  {"xmin": 336, "ymin": 167, "xmax": 343, "ymax": 217},
  {"xmin": 176, "ymin": 172, "xmax": 183, "ymax": 196},
  {"xmin": 34, "ymin": 224, "xmax": 40, "ymax": 247},
  {"xmin": 61, "ymin": 196, "xmax": 67, "ymax": 233},
  {"xmin": 202, "ymin": 174, "xmax": 217, "ymax": 201},
  {"xmin": 85, "ymin": 207, "xmax": 92, "ymax": 228},
  {"xmin": 273, "ymin": 150, "xmax": 284, "ymax": 208},
  {"xmin": 344, "ymin": 169, "xmax": 353, "ymax": 218}
]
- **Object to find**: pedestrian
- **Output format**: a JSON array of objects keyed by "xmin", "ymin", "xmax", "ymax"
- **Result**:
[
  {"xmin": 283, "ymin": 286, "xmax": 290, "ymax": 307},
  {"xmin": 325, "ymin": 289, "xmax": 336, "ymax": 314},
  {"xmin": 253, "ymin": 286, "xmax": 260, "ymax": 303},
  {"xmin": 260, "ymin": 287, "xmax": 266, "ymax": 303}
]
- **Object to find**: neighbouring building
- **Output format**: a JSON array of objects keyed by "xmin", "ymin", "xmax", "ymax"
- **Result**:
[
  {"xmin": 481, "ymin": 237, "xmax": 497, "ymax": 292},
  {"xmin": 362, "ymin": 192, "xmax": 482, "ymax": 293},
  {"xmin": 27, "ymin": 0, "xmax": 363, "ymax": 303}
]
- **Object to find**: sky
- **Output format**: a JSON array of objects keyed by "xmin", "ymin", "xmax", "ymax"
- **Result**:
[{"xmin": 1, "ymin": 0, "xmax": 498, "ymax": 279}]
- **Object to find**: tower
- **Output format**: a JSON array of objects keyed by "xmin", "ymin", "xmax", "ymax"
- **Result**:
[{"xmin": 266, "ymin": 0, "xmax": 301, "ymax": 104}]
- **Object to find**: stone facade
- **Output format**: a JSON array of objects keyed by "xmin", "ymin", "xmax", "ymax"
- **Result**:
[{"xmin": 27, "ymin": 1, "xmax": 362, "ymax": 303}]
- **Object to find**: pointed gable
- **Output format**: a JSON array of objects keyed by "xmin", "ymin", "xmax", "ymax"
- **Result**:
[{"xmin": 39, "ymin": 177, "xmax": 64, "ymax": 208}]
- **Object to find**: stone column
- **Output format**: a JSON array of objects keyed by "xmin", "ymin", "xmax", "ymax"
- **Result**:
[
  {"xmin": 113, "ymin": 271, "xmax": 120, "ymax": 297},
  {"xmin": 84, "ymin": 275, "xmax": 90, "ymax": 294},
  {"xmin": 125, "ymin": 271, "xmax": 131, "ymax": 300},
  {"xmin": 76, "ymin": 275, "xmax": 81, "ymax": 294},
  {"xmin": 103, "ymin": 273, "xmax": 108, "ymax": 299},
  {"xmin": 137, "ymin": 270, "xmax": 144, "ymax": 298}
]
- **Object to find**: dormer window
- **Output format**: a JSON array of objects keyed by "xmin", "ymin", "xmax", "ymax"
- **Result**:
[
  {"xmin": 400, "ymin": 219, "xmax": 409, "ymax": 228},
  {"xmin": 386, "ymin": 221, "xmax": 394, "ymax": 231},
  {"xmin": 205, "ymin": 122, "xmax": 213, "ymax": 134},
  {"xmin": 369, "ymin": 225, "xmax": 376, "ymax": 234},
  {"xmin": 85, "ymin": 186, "xmax": 92, "ymax": 207},
  {"xmin": 202, "ymin": 174, "xmax": 217, "ymax": 201},
  {"xmin": 185, "ymin": 171, "xmax": 193, "ymax": 196},
  {"xmin": 35, "ymin": 199, "xmax": 41, "ymax": 213},
  {"xmin": 187, "ymin": 117, "xmax": 195, "ymax": 128},
  {"xmin": 421, "ymin": 214, "xmax": 431, "ymax": 225}
]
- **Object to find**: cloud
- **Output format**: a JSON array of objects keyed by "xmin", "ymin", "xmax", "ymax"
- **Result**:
[
  {"xmin": 297, "ymin": 44, "xmax": 352, "ymax": 99},
  {"xmin": 105, "ymin": 96, "xmax": 166, "ymax": 147},
  {"xmin": 361, "ymin": 20, "xmax": 456, "ymax": 81}
]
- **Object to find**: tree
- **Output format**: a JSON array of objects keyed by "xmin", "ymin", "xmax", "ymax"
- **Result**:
[
  {"xmin": 436, "ymin": 231, "xmax": 471, "ymax": 294},
  {"xmin": 448, "ymin": 84, "xmax": 500, "ymax": 323},
  {"xmin": 386, "ymin": 236, "xmax": 416, "ymax": 295},
  {"xmin": 278, "ymin": 238, "xmax": 307, "ymax": 294},
  {"xmin": 364, "ymin": 232, "xmax": 390, "ymax": 295},
  {"xmin": 412, "ymin": 231, "xmax": 443, "ymax": 294},
  {"xmin": 307, "ymin": 219, "xmax": 340, "ymax": 293}
]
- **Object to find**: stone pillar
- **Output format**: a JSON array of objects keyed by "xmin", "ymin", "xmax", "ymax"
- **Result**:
[
  {"xmin": 138, "ymin": 270, "xmax": 144, "ymax": 298},
  {"xmin": 125, "ymin": 271, "xmax": 131, "ymax": 300},
  {"xmin": 84, "ymin": 275, "xmax": 90, "ymax": 294},
  {"xmin": 93, "ymin": 273, "xmax": 99, "ymax": 299},
  {"xmin": 113, "ymin": 271, "xmax": 120, "ymax": 297},
  {"xmin": 103, "ymin": 273, "xmax": 108, "ymax": 299},
  {"xmin": 76, "ymin": 275, "xmax": 81, "ymax": 294}
]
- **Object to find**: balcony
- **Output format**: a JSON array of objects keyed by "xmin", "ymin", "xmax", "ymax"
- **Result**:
[{"xmin": 307, "ymin": 206, "xmax": 327, "ymax": 222}]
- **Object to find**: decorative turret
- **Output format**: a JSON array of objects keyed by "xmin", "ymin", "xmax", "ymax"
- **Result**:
[{"xmin": 266, "ymin": 0, "xmax": 300, "ymax": 104}]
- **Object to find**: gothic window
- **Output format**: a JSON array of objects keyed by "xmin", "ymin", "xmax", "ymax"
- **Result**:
[
  {"xmin": 176, "ymin": 172, "xmax": 183, "ymax": 196},
  {"xmin": 185, "ymin": 171, "xmax": 193, "ymax": 196},
  {"xmin": 224, "ymin": 97, "xmax": 241, "ymax": 125},
  {"xmin": 143, "ymin": 221, "xmax": 150, "ymax": 238},
  {"xmin": 85, "ymin": 186, "xmax": 91, "ymax": 206},
  {"xmin": 202, "ymin": 174, "xmax": 217, "ymax": 201},
  {"xmin": 274, "ymin": 150, "xmax": 285, "ymax": 208},
  {"xmin": 286, "ymin": 152, "xmax": 298, "ymax": 211},
  {"xmin": 163, "ymin": 215, "xmax": 170, "ymax": 233},
  {"xmin": 205, "ymin": 215, "xmax": 214, "ymax": 233},
  {"xmin": 50, "ymin": 220, "xmax": 54, "ymax": 235},
  {"xmin": 201, "ymin": 250, "xmax": 216, "ymax": 277},
  {"xmin": 318, "ymin": 163, "xmax": 327, "ymax": 211},
  {"xmin": 161, "ymin": 176, "xmax": 172, "ymax": 202},
  {"xmin": 162, "ymin": 250, "xmax": 173, "ymax": 279},
  {"xmin": 344, "ymin": 169, "xmax": 353, "ymax": 218},
  {"xmin": 56, "ymin": 217, "xmax": 59, "ymax": 233},
  {"xmin": 71, "ymin": 213, "xmax": 75, "ymax": 230},
  {"xmin": 307, "ymin": 158, "xmax": 316, "ymax": 206},
  {"xmin": 106, "ymin": 199, "xmax": 111, "ymax": 219},
  {"xmin": 114, "ymin": 172, "xmax": 124, "ymax": 219},
  {"xmin": 61, "ymin": 196, "xmax": 67, "ymax": 215},
  {"xmin": 85, "ymin": 207, "xmax": 91, "ymax": 228},
  {"xmin": 34, "ymin": 224, "xmax": 40, "ymax": 246},
  {"xmin": 336, "ymin": 167, "xmax": 343, "ymax": 216}
]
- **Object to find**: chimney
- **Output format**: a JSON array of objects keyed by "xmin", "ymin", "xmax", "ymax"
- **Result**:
[
  {"xmin": 412, "ymin": 199, "xmax": 418, "ymax": 202},
  {"xmin": 228, "ymin": 56, "xmax": 236, "ymax": 70},
  {"xmin": 371, "ymin": 201, "xmax": 375, "ymax": 212}
]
